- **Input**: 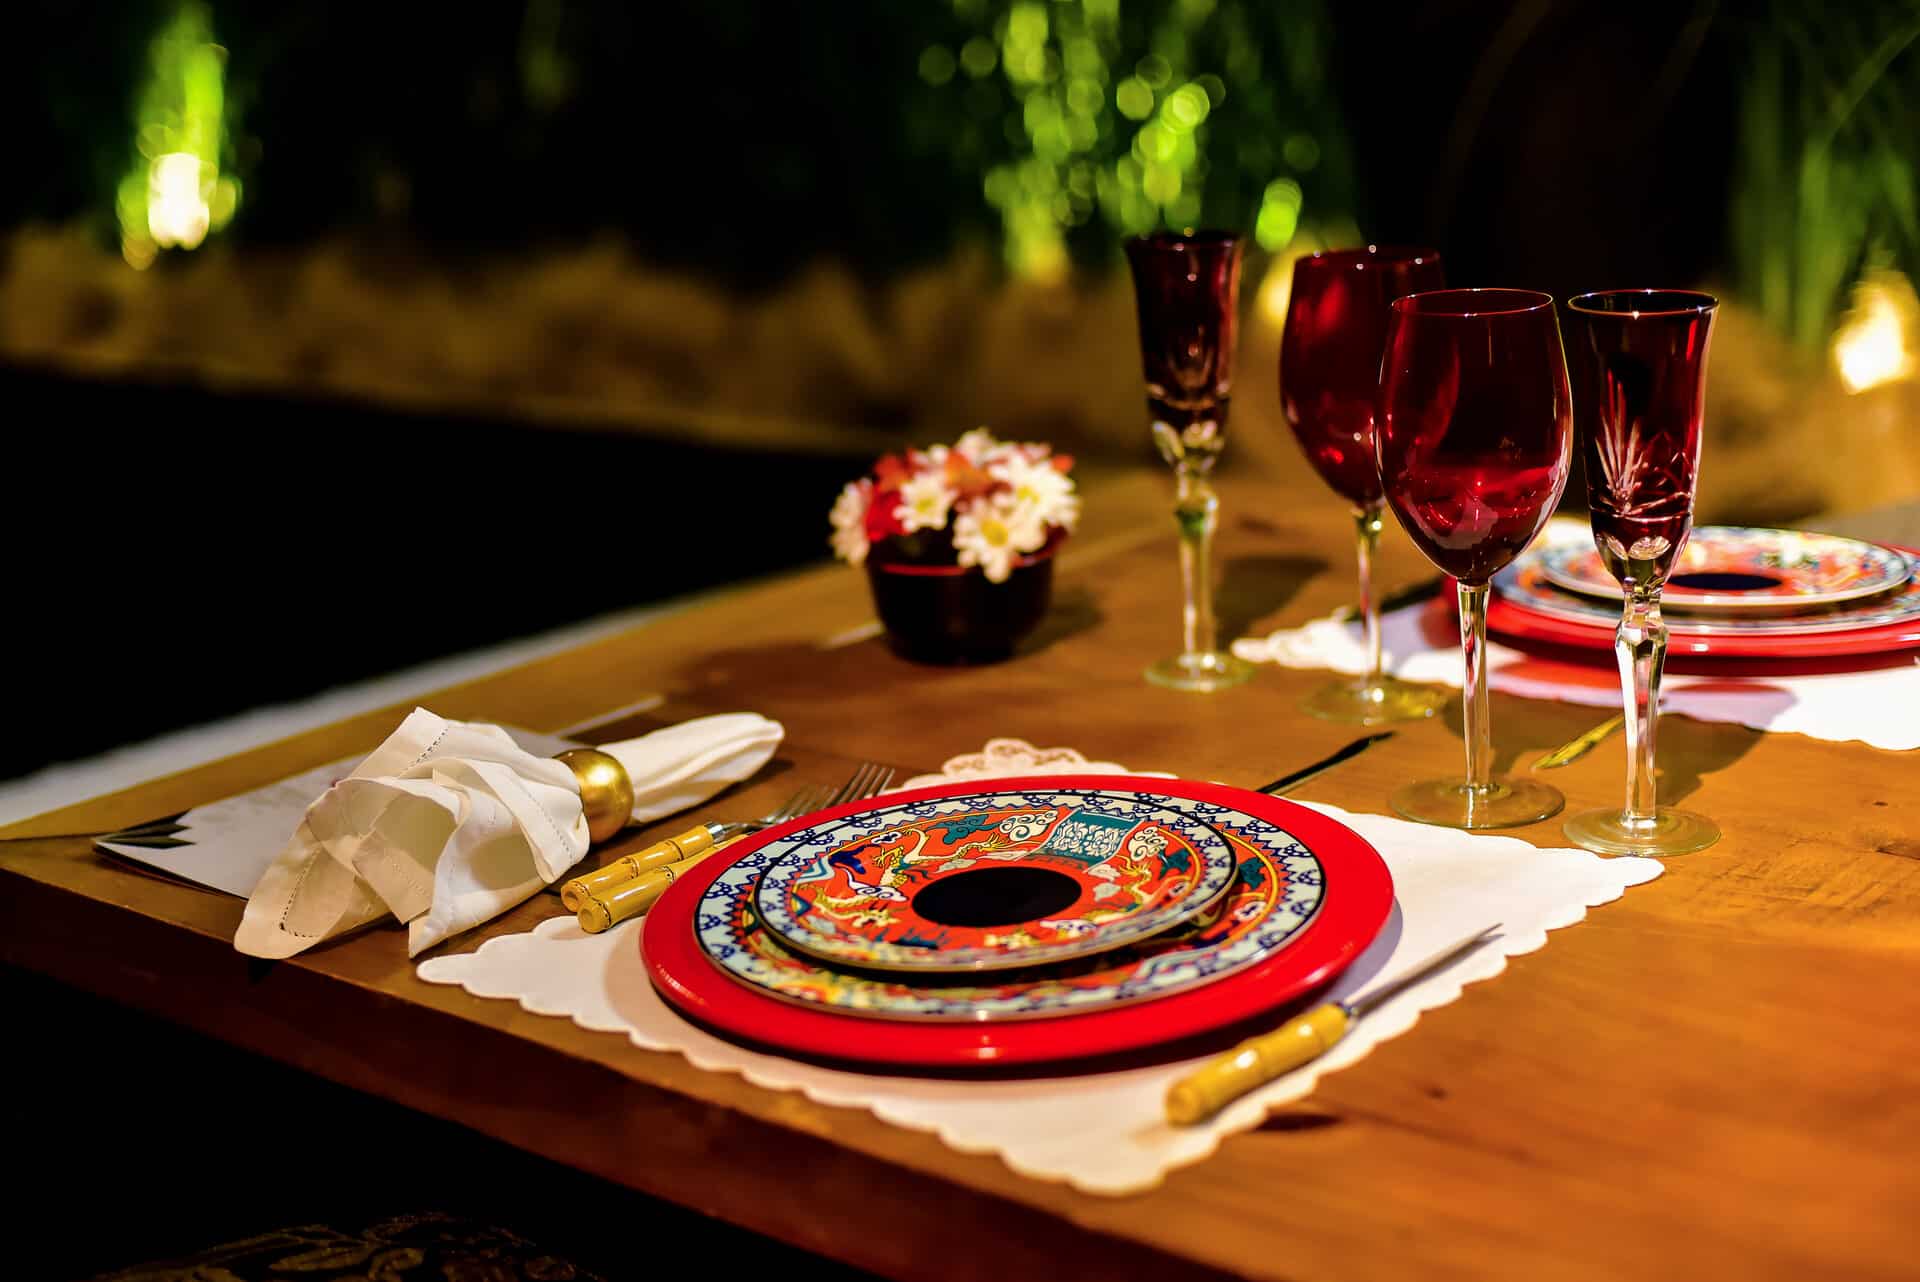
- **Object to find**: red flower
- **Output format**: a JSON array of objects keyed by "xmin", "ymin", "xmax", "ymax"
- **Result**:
[
  {"xmin": 872, "ymin": 453, "xmax": 913, "ymax": 495},
  {"xmin": 944, "ymin": 454, "xmax": 997, "ymax": 503},
  {"xmin": 865, "ymin": 493, "xmax": 906, "ymax": 541}
]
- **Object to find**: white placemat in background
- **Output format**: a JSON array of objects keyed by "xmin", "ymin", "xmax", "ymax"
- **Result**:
[
  {"xmin": 419, "ymin": 739, "xmax": 1659, "ymax": 1196},
  {"xmin": 1232, "ymin": 600, "xmax": 1920, "ymax": 751}
]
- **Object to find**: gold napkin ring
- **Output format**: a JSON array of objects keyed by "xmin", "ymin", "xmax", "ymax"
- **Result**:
[{"xmin": 557, "ymin": 748, "xmax": 634, "ymax": 844}]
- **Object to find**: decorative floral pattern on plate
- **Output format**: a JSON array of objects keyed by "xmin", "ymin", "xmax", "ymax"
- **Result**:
[
  {"xmin": 747, "ymin": 789, "xmax": 1239, "ymax": 973},
  {"xmin": 699, "ymin": 795, "xmax": 1321, "ymax": 1021},
  {"xmin": 1497, "ymin": 553, "xmax": 1920, "ymax": 638},
  {"xmin": 1539, "ymin": 526, "xmax": 1912, "ymax": 614}
]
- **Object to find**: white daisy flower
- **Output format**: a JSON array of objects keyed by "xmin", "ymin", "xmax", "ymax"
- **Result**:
[
  {"xmin": 829, "ymin": 478, "xmax": 871, "ymax": 566},
  {"xmin": 952, "ymin": 494, "xmax": 1046, "ymax": 583},
  {"xmin": 953, "ymin": 427, "xmax": 1002, "ymax": 464},
  {"xmin": 896, "ymin": 469, "xmax": 956, "ymax": 533},
  {"xmin": 990, "ymin": 452, "xmax": 1080, "ymax": 532}
]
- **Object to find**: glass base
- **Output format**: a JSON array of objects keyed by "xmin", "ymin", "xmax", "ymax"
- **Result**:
[
  {"xmin": 1563, "ymin": 807, "xmax": 1720, "ymax": 857},
  {"xmin": 1301, "ymin": 675, "xmax": 1446, "ymax": 725},
  {"xmin": 1146, "ymin": 651, "xmax": 1254, "ymax": 692},
  {"xmin": 1392, "ymin": 777, "xmax": 1564, "ymax": 829}
]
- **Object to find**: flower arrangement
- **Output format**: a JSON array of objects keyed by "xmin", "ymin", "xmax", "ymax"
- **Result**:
[{"xmin": 830, "ymin": 428, "xmax": 1080, "ymax": 582}]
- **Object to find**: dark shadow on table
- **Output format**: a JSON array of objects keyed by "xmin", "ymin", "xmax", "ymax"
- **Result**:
[
  {"xmin": 1650, "ymin": 710, "xmax": 1769, "ymax": 806},
  {"xmin": 1016, "ymin": 583, "xmax": 1103, "ymax": 656},
  {"xmin": 1439, "ymin": 697, "xmax": 1550, "ymax": 779},
  {"xmin": 670, "ymin": 585, "xmax": 1102, "ymax": 707},
  {"xmin": 1440, "ymin": 687, "xmax": 1771, "ymax": 802},
  {"xmin": 1217, "ymin": 553, "xmax": 1331, "ymax": 643}
]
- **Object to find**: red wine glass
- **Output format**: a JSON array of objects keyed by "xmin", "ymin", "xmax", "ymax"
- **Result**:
[
  {"xmin": 1561, "ymin": 289, "xmax": 1721, "ymax": 856},
  {"xmin": 1377, "ymin": 288, "xmax": 1573, "ymax": 828},
  {"xmin": 1124, "ymin": 230, "xmax": 1254, "ymax": 692},
  {"xmin": 1281, "ymin": 245, "xmax": 1449, "ymax": 723}
]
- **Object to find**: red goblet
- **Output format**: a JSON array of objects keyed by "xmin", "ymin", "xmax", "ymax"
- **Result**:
[
  {"xmin": 1281, "ymin": 246, "xmax": 1449, "ymax": 723},
  {"xmin": 1376, "ymin": 288, "xmax": 1573, "ymax": 828},
  {"xmin": 1561, "ymin": 289, "xmax": 1721, "ymax": 856},
  {"xmin": 1124, "ymin": 230, "xmax": 1254, "ymax": 692}
]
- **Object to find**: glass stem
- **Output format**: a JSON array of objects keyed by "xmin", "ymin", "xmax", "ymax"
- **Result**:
[
  {"xmin": 1617, "ymin": 583, "xmax": 1667, "ymax": 829},
  {"xmin": 1173, "ymin": 465, "xmax": 1220, "ymax": 660},
  {"xmin": 1457, "ymin": 581, "xmax": 1493, "ymax": 797},
  {"xmin": 1354, "ymin": 504, "xmax": 1385, "ymax": 690}
]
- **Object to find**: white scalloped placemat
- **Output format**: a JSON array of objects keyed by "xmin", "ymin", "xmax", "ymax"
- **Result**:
[{"xmin": 419, "ymin": 739, "xmax": 1659, "ymax": 1195}]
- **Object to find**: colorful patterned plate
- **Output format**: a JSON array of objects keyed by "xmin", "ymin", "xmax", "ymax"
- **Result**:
[
  {"xmin": 1539, "ymin": 526, "xmax": 1911, "ymax": 614},
  {"xmin": 643, "ymin": 775, "xmax": 1394, "ymax": 1067},
  {"xmin": 700, "ymin": 793, "xmax": 1321, "ymax": 1021},
  {"xmin": 748, "ymin": 789, "xmax": 1239, "ymax": 973},
  {"xmin": 1489, "ymin": 552, "xmax": 1920, "ymax": 652}
]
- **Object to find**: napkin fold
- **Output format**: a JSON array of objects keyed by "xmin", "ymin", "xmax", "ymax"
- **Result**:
[{"xmin": 234, "ymin": 708, "xmax": 782, "ymax": 959}]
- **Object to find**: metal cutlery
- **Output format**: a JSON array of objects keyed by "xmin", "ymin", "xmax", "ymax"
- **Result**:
[
  {"xmin": 1531, "ymin": 713, "xmax": 1626, "ymax": 771},
  {"xmin": 1164, "ymin": 923, "xmax": 1503, "ymax": 1124},
  {"xmin": 571, "ymin": 761, "xmax": 897, "ymax": 931},
  {"xmin": 1258, "ymin": 733, "xmax": 1394, "ymax": 796}
]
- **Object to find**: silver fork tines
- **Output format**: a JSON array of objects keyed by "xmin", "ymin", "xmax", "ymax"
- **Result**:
[
  {"xmin": 742, "ymin": 762, "xmax": 893, "ymax": 839},
  {"xmin": 823, "ymin": 760, "xmax": 895, "ymax": 811},
  {"xmin": 763, "ymin": 784, "xmax": 835, "ymax": 827}
]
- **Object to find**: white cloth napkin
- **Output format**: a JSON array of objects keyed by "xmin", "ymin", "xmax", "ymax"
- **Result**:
[
  {"xmin": 417, "ymin": 738, "xmax": 1659, "ymax": 1195},
  {"xmin": 235, "ymin": 709, "xmax": 782, "ymax": 959},
  {"xmin": 1232, "ymin": 603, "xmax": 1920, "ymax": 751}
]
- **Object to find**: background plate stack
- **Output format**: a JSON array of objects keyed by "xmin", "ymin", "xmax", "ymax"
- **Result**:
[{"xmin": 1487, "ymin": 526, "xmax": 1920, "ymax": 661}]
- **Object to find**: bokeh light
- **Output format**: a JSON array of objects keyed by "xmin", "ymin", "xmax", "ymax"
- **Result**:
[
  {"xmin": 116, "ymin": 3, "xmax": 237, "ymax": 269},
  {"xmin": 1832, "ymin": 270, "xmax": 1919, "ymax": 393},
  {"xmin": 950, "ymin": 0, "xmax": 1353, "ymax": 278}
]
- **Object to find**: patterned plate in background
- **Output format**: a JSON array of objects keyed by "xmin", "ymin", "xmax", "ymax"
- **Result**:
[{"xmin": 1539, "ymin": 526, "xmax": 1911, "ymax": 614}]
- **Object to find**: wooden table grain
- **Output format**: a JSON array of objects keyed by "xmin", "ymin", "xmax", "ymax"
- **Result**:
[{"xmin": 4, "ymin": 462, "xmax": 1917, "ymax": 1282}]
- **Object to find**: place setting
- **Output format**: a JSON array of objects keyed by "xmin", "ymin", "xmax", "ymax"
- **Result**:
[
  {"xmin": 32, "ymin": 228, "xmax": 1901, "ymax": 1204},
  {"xmin": 420, "ymin": 734, "xmax": 1657, "ymax": 1193},
  {"xmin": 82, "ymin": 232, "xmax": 1727, "ymax": 1193}
]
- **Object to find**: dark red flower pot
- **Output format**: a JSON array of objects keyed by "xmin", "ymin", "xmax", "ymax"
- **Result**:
[{"xmin": 865, "ymin": 548, "xmax": 1057, "ymax": 664}]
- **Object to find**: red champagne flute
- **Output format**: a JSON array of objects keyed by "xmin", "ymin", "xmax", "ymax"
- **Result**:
[
  {"xmin": 1561, "ymin": 289, "xmax": 1721, "ymax": 856},
  {"xmin": 1377, "ymin": 288, "xmax": 1573, "ymax": 828},
  {"xmin": 1124, "ymin": 230, "xmax": 1254, "ymax": 692},
  {"xmin": 1281, "ymin": 245, "xmax": 1449, "ymax": 723}
]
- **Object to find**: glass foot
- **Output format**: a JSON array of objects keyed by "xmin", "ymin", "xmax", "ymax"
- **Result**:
[
  {"xmin": 1146, "ymin": 651, "xmax": 1254, "ymax": 692},
  {"xmin": 1392, "ymin": 777, "xmax": 1564, "ymax": 829},
  {"xmin": 1563, "ymin": 807, "xmax": 1719, "ymax": 857},
  {"xmin": 1301, "ymin": 675, "xmax": 1446, "ymax": 725}
]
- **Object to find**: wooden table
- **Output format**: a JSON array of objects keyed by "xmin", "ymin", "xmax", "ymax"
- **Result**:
[{"xmin": 5, "ymin": 462, "xmax": 1917, "ymax": 1282}]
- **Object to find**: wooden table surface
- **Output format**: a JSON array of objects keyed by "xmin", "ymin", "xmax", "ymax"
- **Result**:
[{"xmin": 4, "ymin": 461, "xmax": 1917, "ymax": 1282}]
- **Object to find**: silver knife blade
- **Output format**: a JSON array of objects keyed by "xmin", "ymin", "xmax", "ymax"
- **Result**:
[{"xmin": 1344, "ymin": 924, "xmax": 1503, "ymax": 1019}]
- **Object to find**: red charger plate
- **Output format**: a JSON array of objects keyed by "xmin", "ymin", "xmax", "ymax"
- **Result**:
[{"xmin": 642, "ymin": 774, "xmax": 1394, "ymax": 1068}]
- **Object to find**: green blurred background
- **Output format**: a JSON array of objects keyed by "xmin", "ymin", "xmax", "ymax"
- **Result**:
[{"xmin": 4, "ymin": 0, "xmax": 1916, "ymax": 779}]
